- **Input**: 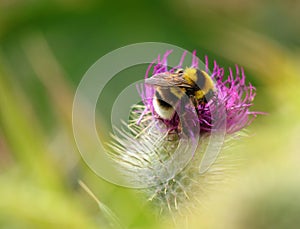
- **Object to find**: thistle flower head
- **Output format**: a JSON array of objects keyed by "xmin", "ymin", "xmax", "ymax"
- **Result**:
[{"xmin": 108, "ymin": 50, "xmax": 262, "ymax": 215}]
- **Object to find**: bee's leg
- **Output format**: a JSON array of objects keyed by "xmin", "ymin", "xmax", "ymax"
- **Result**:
[
  {"xmin": 190, "ymin": 96, "xmax": 199, "ymax": 115},
  {"xmin": 177, "ymin": 97, "xmax": 201, "ymax": 137}
]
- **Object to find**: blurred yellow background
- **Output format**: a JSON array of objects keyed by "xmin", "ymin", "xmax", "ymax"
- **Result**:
[{"xmin": 1, "ymin": 0, "xmax": 300, "ymax": 228}]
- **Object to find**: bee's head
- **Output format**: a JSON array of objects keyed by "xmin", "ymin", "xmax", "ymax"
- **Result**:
[{"xmin": 174, "ymin": 68, "xmax": 184, "ymax": 75}]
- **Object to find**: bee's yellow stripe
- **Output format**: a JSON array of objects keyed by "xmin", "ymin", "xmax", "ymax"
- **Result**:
[
  {"xmin": 200, "ymin": 70, "xmax": 215, "ymax": 94},
  {"xmin": 195, "ymin": 90, "xmax": 205, "ymax": 99}
]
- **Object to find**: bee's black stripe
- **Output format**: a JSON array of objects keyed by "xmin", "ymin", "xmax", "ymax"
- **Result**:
[
  {"xmin": 155, "ymin": 88, "xmax": 180, "ymax": 109},
  {"xmin": 195, "ymin": 69, "xmax": 206, "ymax": 89},
  {"xmin": 205, "ymin": 89, "xmax": 215, "ymax": 101},
  {"xmin": 155, "ymin": 91, "xmax": 172, "ymax": 108}
]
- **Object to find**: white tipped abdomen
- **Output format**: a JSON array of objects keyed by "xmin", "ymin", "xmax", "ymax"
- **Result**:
[{"xmin": 153, "ymin": 97, "xmax": 175, "ymax": 120}]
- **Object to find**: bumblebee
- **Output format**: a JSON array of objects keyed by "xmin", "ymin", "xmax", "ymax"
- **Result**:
[{"xmin": 145, "ymin": 67, "xmax": 216, "ymax": 120}]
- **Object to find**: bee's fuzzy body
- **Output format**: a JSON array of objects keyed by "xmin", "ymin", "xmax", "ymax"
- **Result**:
[{"xmin": 146, "ymin": 68, "xmax": 216, "ymax": 120}]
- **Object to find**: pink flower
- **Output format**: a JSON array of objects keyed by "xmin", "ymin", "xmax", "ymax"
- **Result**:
[{"xmin": 138, "ymin": 50, "xmax": 262, "ymax": 135}]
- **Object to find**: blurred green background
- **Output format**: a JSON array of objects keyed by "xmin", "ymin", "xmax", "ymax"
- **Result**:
[{"xmin": 1, "ymin": 0, "xmax": 300, "ymax": 228}]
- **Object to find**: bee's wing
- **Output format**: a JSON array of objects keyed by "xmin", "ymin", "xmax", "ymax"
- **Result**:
[
  {"xmin": 145, "ymin": 76, "xmax": 175, "ymax": 87},
  {"xmin": 145, "ymin": 73, "xmax": 192, "ymax": 88}
]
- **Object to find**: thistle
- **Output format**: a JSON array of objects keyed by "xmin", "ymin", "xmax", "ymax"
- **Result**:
[{"xmin": 107, "ymin": 50, "xmax": 261, "ymax": 215}]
